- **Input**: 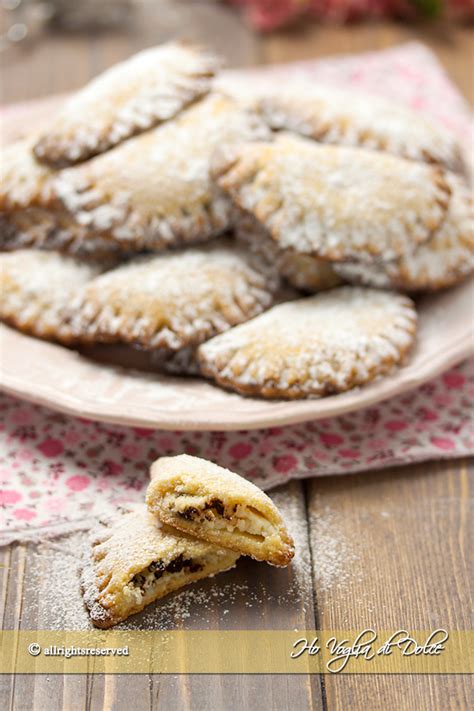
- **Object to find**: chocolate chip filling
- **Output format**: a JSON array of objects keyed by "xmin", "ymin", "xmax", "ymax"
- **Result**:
[
  {"xmin": 131, "ymin": 554, "xmax": 203, "ymax": 591},
  {"xmin": 205, "ymin": 498, "xmax": 225, "ymax": 516},
  {"xmin": 180, "ymin": 506, "xmax": 200, "ymax": 521},
  {"xmin": 178, "ymin": 497, "xmax": 236, "ymax": 522},
  {"xmin": 166, "ymin": 553, "xmax": 202, "ymax": 574}
]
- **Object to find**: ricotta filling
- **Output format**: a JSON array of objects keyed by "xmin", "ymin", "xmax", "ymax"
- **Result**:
[
  {"xmin": 168, "ymin": 493, "xmax": 275, "ymax": 542},
  {"xmin": 124, "ymin": 554, "xmax": 203, "ymax": 604}
]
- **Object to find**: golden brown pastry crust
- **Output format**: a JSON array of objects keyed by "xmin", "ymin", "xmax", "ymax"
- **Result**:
[
  {"xmin": 33, "ymin": 42, "xmax": 220, "ymax": 167},
  {"xmin": 257, "ymin": 82, "xmax": 464, "ymax": 172},
  {"xmin": 212, "ymin": 134, "xmax": 451, "ymax": 263},
  {"xmin": 335, "ymin": 173, "xmax": 474, "ymax": 291},
  {"xmin": 0, "ymin": 208, "xmax": 126, "ymax": 258},
  {"xmin": 67, "ymin": 238, "xmax": 279, "ymax": 351},
  {"xmin": 198, "ymin": 286, "xmax": 417, "ymax": 399},
  {"xmin": 0, "ymin": 137, "xmax": 57, "ymax": 213},
  {"xmin": 81, "ymin": 506, "xmax": 239, "ymax": 628},
  {"xmin": 0, "ymin": 249, "xmax": 106, "ymax": 343},
  {"xmin": 51, "ymin": 93, "xmax": 270, "ymax": 251},
  {"xmin": 147, "ymin": 454, "xmax": 295, "ymax": 566},
  {"xmin": 0, "ymin": 137, "xmax": 109, "ymax": 256}
]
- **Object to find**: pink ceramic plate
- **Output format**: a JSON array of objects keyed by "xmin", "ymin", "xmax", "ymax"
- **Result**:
[
  {"xmin": 1, "ymin": 95, "xmax": 473, "ymax": 431},
  {"xmin": 1, "ymin": 281, "xmax": 473, "ymax": 431}
]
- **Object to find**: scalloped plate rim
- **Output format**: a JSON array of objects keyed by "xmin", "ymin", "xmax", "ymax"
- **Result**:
[{"xmin": 1, "ymin": 316, "xmax": 472, "ymax": 431}]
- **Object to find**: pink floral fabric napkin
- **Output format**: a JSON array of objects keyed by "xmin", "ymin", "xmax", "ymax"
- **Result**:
[
  {"xmin": 1, "ymin": 360, "xmax": 473, "ymax": 544},
  {"xmin": 1, "ymin": 42, "xmax": 473, "ymax": 544}
]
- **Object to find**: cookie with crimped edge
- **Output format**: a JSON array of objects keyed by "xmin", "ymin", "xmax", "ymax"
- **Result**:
[
  {"xmin": 256, "ymin": 82, "xmax": 464, "ymax": 172},
  {"xmin": 68, "ymin": 238, "xmax": 279, "ymax": 350},
  {"xmin": 33, "ymin": 42, "xmax": 219, "ymax": 168},
  {"xmin": 0, "ymin": 208, "xmax": 126, "ymax": 259},
  {"xmin": 51, "ymin": 93, "xmax": 270, "ymax": 251},
  {"xmin": 0, "ymin": 250, "xmax": 107, "ymax": 343},
  {"xmin": 80, "ymin": 505, "xmax": 239, "ymax": 628},
  {"xmin": 147, "ymin": 454, "xmax": 295, "ymax": 567},
  {"xmin": 335, "ymin": 173, "xmax": 474, "ymax": 292},
  {"xmin": 0, "ymin": 137, "xmax": 103, "ymax": 255},
  {"xmin": 236, "ymin": 211, "xmax": 342, "ymax": 293},
  {"xmin": 0, "ymin": 136, "xmax": 126, "ymax": 256},
  {"xmin": 198, "ymin": 286, "xmax": 417, "ymax": 399},
  {"xmin": 212, "ymin": 133, "xmax": 451, "ymax": 263},
  {"xmin": 0, "ymin": 137, "xmax": 57, "ymax": 213}
]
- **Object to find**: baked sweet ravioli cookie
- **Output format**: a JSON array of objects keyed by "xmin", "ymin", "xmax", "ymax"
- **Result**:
[
  {"xmin": 0, "ymin": 137, "xmax": 56, "ymax": 212},
  {"xmin": 0, "ymin": 250, "xmax": 105, "ymax": 343},
  {"xmin": 147, "ymin": 455, "xmax": 295, "ymax": 566},
  {"xmin": 33, "ymin": 42, "xmax": 219, "ymax": 167},
  {"xmin": 81, "ymin": 506, "xmax": 239, "ymax": 628},
  {"xmin": 68, "ymin": 239, "xmax": 279, "ymax": 350},
  {"xmin": 335, "ymin": 173, "xmax": 474, "ymax": 291},
  {"xmin": 198, "ymin": 286, "xmax": 417, "ymax": 399},
  {"xmin": 51, "ymin": 93, "xmax": 269, "ymax": 251},
  {"xmin": 0, "ymin": 138, "xmax": 108, "ymax": 255},
  {"xmin": 0, "ymin": 207, "xmax": 125, "ymax": 258},
  {"xmin": 257, "ymin": 83, "xmax": 463, "ymax": 172},
  {"xmin": 213, "ymin": 134, "xmax": 450, "ymax": 262}
]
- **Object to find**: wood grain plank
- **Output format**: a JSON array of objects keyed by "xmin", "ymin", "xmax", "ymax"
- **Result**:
[
  {"xmin": 132, "ymin": 0, "xmax": 263, "ymax": 68},
  {"xmin": 0, "ymin": 0, "xmax": 261, "ymax": 104},
  {"xmin": 1, "ymin": 544, "xmax": 29, "ymax": 711},
  {"xmin": 306, "ymin": 459, "xmax": 473, "ymax": 710}
]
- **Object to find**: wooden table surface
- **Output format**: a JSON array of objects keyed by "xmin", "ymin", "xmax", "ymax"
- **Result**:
[{"xmin": 1, "ymin": 3, "xmax": 473, "ymax": 710}]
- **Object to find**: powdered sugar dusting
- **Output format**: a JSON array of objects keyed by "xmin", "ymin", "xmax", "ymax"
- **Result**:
[
  {"xmin": 336, "ymin": 172, "xmax": 474, "ymax": 291},
  {"xmin": 0, "ymin": 137, "xmax": 55, "ymax": 210},
  {"xmin": 257, "ymin": 81, "xmax": 464, "ymax": 172},
  {"xmin": 68, "ymin": 238, "xmax": 279, "ymax": 351},
  {"xmin": 0, "ymin": 207, "xmax": 125, "ymax": 258},
  {"xmin": 33, "ymin": 42, "xmax": 220, "ymax": 167},
  {"xmin": 53, "ymin": 93, "xmax": 270, "ymax": 250},
  {"xmin": 214, "ymin": 134, "xmax": 450, "ymax": 262},
  {"xmin": 0, "ymin": 250, "xmax": 106, "ymax": 343},
  {"xmin": 309, "ymin": 503, "xmax": 363, "ymax": 603},
  {"xmin": 199, "ymin": 286, "xmax": 417, "ymax": 399}
]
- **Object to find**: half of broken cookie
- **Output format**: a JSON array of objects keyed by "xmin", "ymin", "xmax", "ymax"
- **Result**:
[
  {"xmin": 81, "ymin": 506, "xmax": 239, "ymax": 628},
  {"xmin": 147, "ymin": 454, "xmax": 295, "ymax": 567}
]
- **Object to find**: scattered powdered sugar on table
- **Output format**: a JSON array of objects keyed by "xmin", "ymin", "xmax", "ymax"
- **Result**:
[
  {"xmin": 309, "ymin": 503, "xmax": 363, "ymax": 596},
  {"xmin": 17, "ymin": 486, "xmax": 314, "ymax": 631},
  {"xmin": 23, "ymin": 532, "xmax": 91, "ymax": 630},
  {"xmin": 271, "ymin": 487, "xmax": 313, "ymax": 605}
]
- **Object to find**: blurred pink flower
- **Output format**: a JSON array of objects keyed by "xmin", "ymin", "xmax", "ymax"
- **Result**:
[{"xmin": 226, "ymin": 0, "xmax": 474, "ymax": 30}]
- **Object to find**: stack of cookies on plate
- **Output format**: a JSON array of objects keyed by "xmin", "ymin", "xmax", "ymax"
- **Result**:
[
  {"xmin": 1, "ymin": 42, "xmax": 472, "ymax": 399},
  {"xmin": 81, "ymin": 454, "xmax": 295, "ymax": 627}
]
